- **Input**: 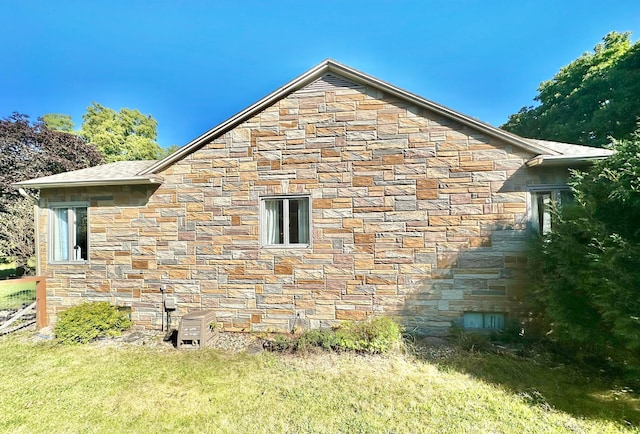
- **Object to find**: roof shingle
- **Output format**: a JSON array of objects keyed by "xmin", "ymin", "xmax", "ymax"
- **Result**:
[{"xmin": 14, "ymin": 160, "xmax": 161, "ymax": 189}]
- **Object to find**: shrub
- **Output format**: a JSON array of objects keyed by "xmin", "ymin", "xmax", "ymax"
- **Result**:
[
  {"xmin": 263, "ymin": 317, "xmax": 404, "ymax": 354},
  {"xmin": 55, "ymin": 302, "xmax": 132, "ymax": 344},
  {"xmin": 268, "ymin": 333, "xmax": 296, "ymax": 352},
  {"xmin": 449, "ymin": 327, "xmax": 494, "ymax": 353},
  {"xmin": 527, "ymin": 133, "xmax": 640, "ymax": 385},
  {"xmin": 333, "ymin": 316, "xmax": 404, "ymax": 353},
  {"xmin": 297, "ymin": 328, "xmax": 338, "ymax": 352}
]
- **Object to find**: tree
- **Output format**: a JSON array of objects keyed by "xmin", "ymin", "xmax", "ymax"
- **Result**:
[
  {"xmin": 0, "ymin": 113, "xmax": 103, "ymax": 270},
  {"xmin": 80, "ymin": 102, "xmax": 164, "ymax": 162},
  {"xmin": 503, "ymin": 32, "xmax": 640, "ymax": 147},
  {"xmin": 529, "ymin": 129, "xmax": 640, "ymax": 370},
  {"xmin": 42, "ymin": 113, "xmax": 75, "ymax": 132},
  {"xmin": 0, "ymin": 198, "xmax": 35, "ymax": 271}
]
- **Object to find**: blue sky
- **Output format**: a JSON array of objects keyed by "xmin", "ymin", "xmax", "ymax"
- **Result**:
[{"xmin": 1, "ymin": 1, "xmax": 639, "ymax": 148}]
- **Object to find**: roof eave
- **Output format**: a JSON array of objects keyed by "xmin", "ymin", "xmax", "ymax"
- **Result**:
[
  {"xmin": 140, "ymin": 60, "xmax": 560, "ymax": 175},
  {"xmin": 13, "ymin": 177, "xmax": 163, "ymax": 190},
  {"xmin": 526, "ymin": 155, "xmax": 609, "ymax": 167},
  {"xmin": 323, "ymin": 62, "xmax": 559, "ymax": 156}
]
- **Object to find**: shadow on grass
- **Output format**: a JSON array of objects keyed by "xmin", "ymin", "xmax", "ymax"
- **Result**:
[
  {"xmin": 423, "ymin": 344, "xmax": 640, "ymax": 428},
  {"xmin": 0, "ymin": 288, "xmax": 36, "ymax": 306}
]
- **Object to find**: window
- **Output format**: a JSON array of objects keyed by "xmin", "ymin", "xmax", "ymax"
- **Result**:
[
  {"xmin": 50, "ymin": 205, "xmax": 88, "ymax": 262},
  {"xmin": 530, "ymin": 188, "xmax": 572, "ymax": 234},
  {"xmin": 261, "ymin": 196, "xmax": 310, "ymax": 247},
  {"xmin": 463, "ymin": 312, "xmax": 505, "ymax": 330}
]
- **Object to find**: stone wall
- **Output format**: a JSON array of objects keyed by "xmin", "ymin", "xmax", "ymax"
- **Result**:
[{"xmin": 38, "ymin": 77, "xmax": 560, "ymax": 335}]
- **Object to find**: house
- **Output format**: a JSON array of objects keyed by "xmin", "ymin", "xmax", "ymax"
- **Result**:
[{"xmin": 16, "ymin": 60, "xmax": 613, "ymax": 335}]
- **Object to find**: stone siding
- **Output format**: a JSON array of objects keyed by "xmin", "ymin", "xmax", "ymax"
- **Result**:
[{"xmin": 38, "ymin": 78, "xmax": 559, "ymax": 334}]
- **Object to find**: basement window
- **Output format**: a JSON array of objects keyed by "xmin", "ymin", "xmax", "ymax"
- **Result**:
[
  {"xmin": 50, "ymin": 204, "xmax": 89, "ymax": 262},
  {"xmin": 261, "ymin": 196, "xmax": 310, "ymax": 247},
  {"xmin": 463, "ymin": 312, "xmax": 505, "ymax": 330}
]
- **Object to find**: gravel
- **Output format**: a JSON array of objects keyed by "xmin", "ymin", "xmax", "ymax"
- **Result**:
[{"xmin": 25, "ymin": 326, "xmax": 458, "ymax": 360}]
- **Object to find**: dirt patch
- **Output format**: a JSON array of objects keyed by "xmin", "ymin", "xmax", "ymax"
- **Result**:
[{"xmin": 25, "ymin": 326, "xmax": 459, "ymax": 360}]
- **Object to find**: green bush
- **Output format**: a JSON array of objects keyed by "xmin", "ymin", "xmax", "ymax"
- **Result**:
[
  {"xmin": 297, "ymin": 328, "xmax": 338, "ymax": 352},
  {"xmin": 268, "ymin": 333, "xmax": 296, "ymax": 352},
  {"xmin": 527, "ymin": 133, "xmax": 640, "ymax": 383},
  {"xmin": 264, "ymin": 317, "xmax": 404, "ymax": 354},
  {"xmin": 333, "ymin": 316, "xmax": 404, "ymax": 353},
  {"xmin": 55, "ymin": 302, "xmax": 132, "ymax": 344}
]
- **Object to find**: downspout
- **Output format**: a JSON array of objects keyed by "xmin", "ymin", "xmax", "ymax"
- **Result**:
[{"xmin": 18, "ymin": 188, "xmax": 40, "ymax": 275}]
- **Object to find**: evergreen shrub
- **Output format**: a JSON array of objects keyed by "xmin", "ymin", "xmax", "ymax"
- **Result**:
[{"xmin": 55, "ymin": 302, "xmax": 132, "ymax": 344}]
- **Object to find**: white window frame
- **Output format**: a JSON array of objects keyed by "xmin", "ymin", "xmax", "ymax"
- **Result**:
[
  {"xmin": 260, "ymin": 195, "xmax": 311, "ymax": 248},
  {"xmin": 49, "ymin": 202, "xmax": 89, "ymax": 263},
  {"xmin": 529, "ymin": 186, "xmax": 572, "ymax": 234}
]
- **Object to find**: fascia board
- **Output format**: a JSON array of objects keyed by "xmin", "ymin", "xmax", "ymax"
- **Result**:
[{"xmin": 13, "ymin": 177, "xmax": 163, "ymax": 189}]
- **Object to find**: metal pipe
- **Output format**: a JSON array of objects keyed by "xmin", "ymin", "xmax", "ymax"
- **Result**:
[{"xmin": 160, "ymin": 285, "xmax": 165, "ymax": 332}]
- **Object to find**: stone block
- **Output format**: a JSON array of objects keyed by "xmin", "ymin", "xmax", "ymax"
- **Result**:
[{"xmin": 37, "ymin": 80, "xmax": 541, "ymax": 333}]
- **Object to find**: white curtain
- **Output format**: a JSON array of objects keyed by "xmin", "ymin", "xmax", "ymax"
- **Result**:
[
  {"xmin": 265, "ymin": 200, "xmax": 279, "ymax": 244},
  {"xmin": 297, "ymin": 199, "xmax": 309, "ymax": 244},
  {"xmin": 54, "ymin": 208, "xmax": 69, "ymax": 261}
]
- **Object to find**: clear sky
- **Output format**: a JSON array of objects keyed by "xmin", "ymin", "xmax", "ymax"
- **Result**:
[{"xmin": 1, "ymin": 1, "xmax": 639, "ymax": 148}]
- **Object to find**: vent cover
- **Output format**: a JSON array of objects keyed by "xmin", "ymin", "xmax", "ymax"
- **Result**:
[{"xmin": 297, "ymin": 73, "xmax": 364, "ymax": 93}]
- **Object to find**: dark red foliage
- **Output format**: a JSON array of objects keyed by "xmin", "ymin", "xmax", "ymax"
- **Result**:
[{"xmin": 0, "ymin": 113, "xmax": 104, "ymax": 205}]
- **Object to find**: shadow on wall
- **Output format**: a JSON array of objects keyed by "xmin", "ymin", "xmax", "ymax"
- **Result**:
[
  {"xmin": 393, "ymin": 161, "xmax": 536, "ymax": 336},
  {"xmin": 394, "ymin": 221, "xmax": 530, "ymax": 337}
]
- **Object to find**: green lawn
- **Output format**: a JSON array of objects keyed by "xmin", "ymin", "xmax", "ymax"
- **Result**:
[
  {"xmin": 0, "ymin": 279, "xmax": 35, "ymax": 311},
  {"xmin": 0, "ymin": 334, "xmax": 637, "ymax": 433}
]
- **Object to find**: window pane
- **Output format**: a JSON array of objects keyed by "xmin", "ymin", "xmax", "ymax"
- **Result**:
[
  {"xmin": 289, "ymin": 198, "xmax": 309, "ymax": 244},
  {"xmin": 536, "ymin": 192, "xmax": 552, "ymax": 234},
  {"xmin": 463, "ymin": 313, "xmax": 483, "ymax": 329},
  {"xmin": 464, "ymin": 312, "xmax": 505, "ymax": 329},
  {"xmin": 74, "ymin": 207, "xmax": 88, "ymax": 260},
  {"xmin": 52, "ymin": 206, "xmax": 88, "ymax": 262},
  {"xmin": 484, "ymin": 314, "xmax": 504, "ymax": 329},
  {"xmin": 264, "ymin": 200, "xmax": 283, "ymax": 244},
  {"xmin": 559, "ymin": 190, "xmax": 574, "ymax": 206},
  {"xmin": 53, "ymin": 208, "xmax": 69, "ymax": 261}
]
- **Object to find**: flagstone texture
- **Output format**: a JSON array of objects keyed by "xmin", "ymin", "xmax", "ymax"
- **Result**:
[{"xmin": 37, "ymin": 77, "xmax": 564, "ymax": 335}]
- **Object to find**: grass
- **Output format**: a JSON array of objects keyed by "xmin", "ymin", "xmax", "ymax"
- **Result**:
[
  {"xmin": 0, "ymin": 285, "xmax": 36, "ymax": 310},
  {"xmin": 0, "ymin": 264, "xmax": 36, "ymax": 310},
  {"xmin": 0, "ymin": 333, "xmax": 637, "ymax": 433}
]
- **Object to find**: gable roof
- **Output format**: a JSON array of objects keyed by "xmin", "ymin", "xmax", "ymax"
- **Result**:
[
  {"xmin": 14, "ymin": 160, "xmax": 162, "ymax": 189},
  {"xmin": 139, "ymin": 59, "xmax": 563, "ymax": 175},
  {"xmin": 15, "ymin": 60, "xmax": 614, "ymax": 189}
]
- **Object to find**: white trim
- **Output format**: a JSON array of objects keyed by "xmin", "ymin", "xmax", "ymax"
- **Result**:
[
  {"xmin": 259, "ymin": 195, "xmax": 312, "ymax": 248},
  {"xmin": 48, "ymin": 202, "xmax": 90, "ymax": 264},
  {"xmin": 526, "ymin": 155, "xmax": 609, "ymax": 167},
  {"xmin": 35, "ymin": 203, "xmax": 41, "ymax": 275},
  {"xmin": 527, "ymin": 187, "xmax": 571, "ymax": 234},
  {"xmin": 16, "ymin": 177, "xmax": 162, "ymax": 189}
]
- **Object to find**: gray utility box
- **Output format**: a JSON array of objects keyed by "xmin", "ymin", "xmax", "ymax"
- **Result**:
[{"xmin": 177, "ymin": 310, "xmax": 216, "ymax": 350}]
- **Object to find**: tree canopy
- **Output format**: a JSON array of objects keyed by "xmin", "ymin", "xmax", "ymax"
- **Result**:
[
  {"xmin": 502, "ymin": 32, "xmax": 640, "ymax": 147},
  {"xmin": 79, "ymin": 102, "xmax": 164, "ymax": 162},
  {"xmin": 529, "ymin": 129, "xmax": 640, "ymax": 375},
  {"xmin": 0, "ymin": 113, "xmax": 103, "ymax": 269},
  {"xmin": 42, "ymin": 113, "xmax": 75, "ymax": 132}
]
